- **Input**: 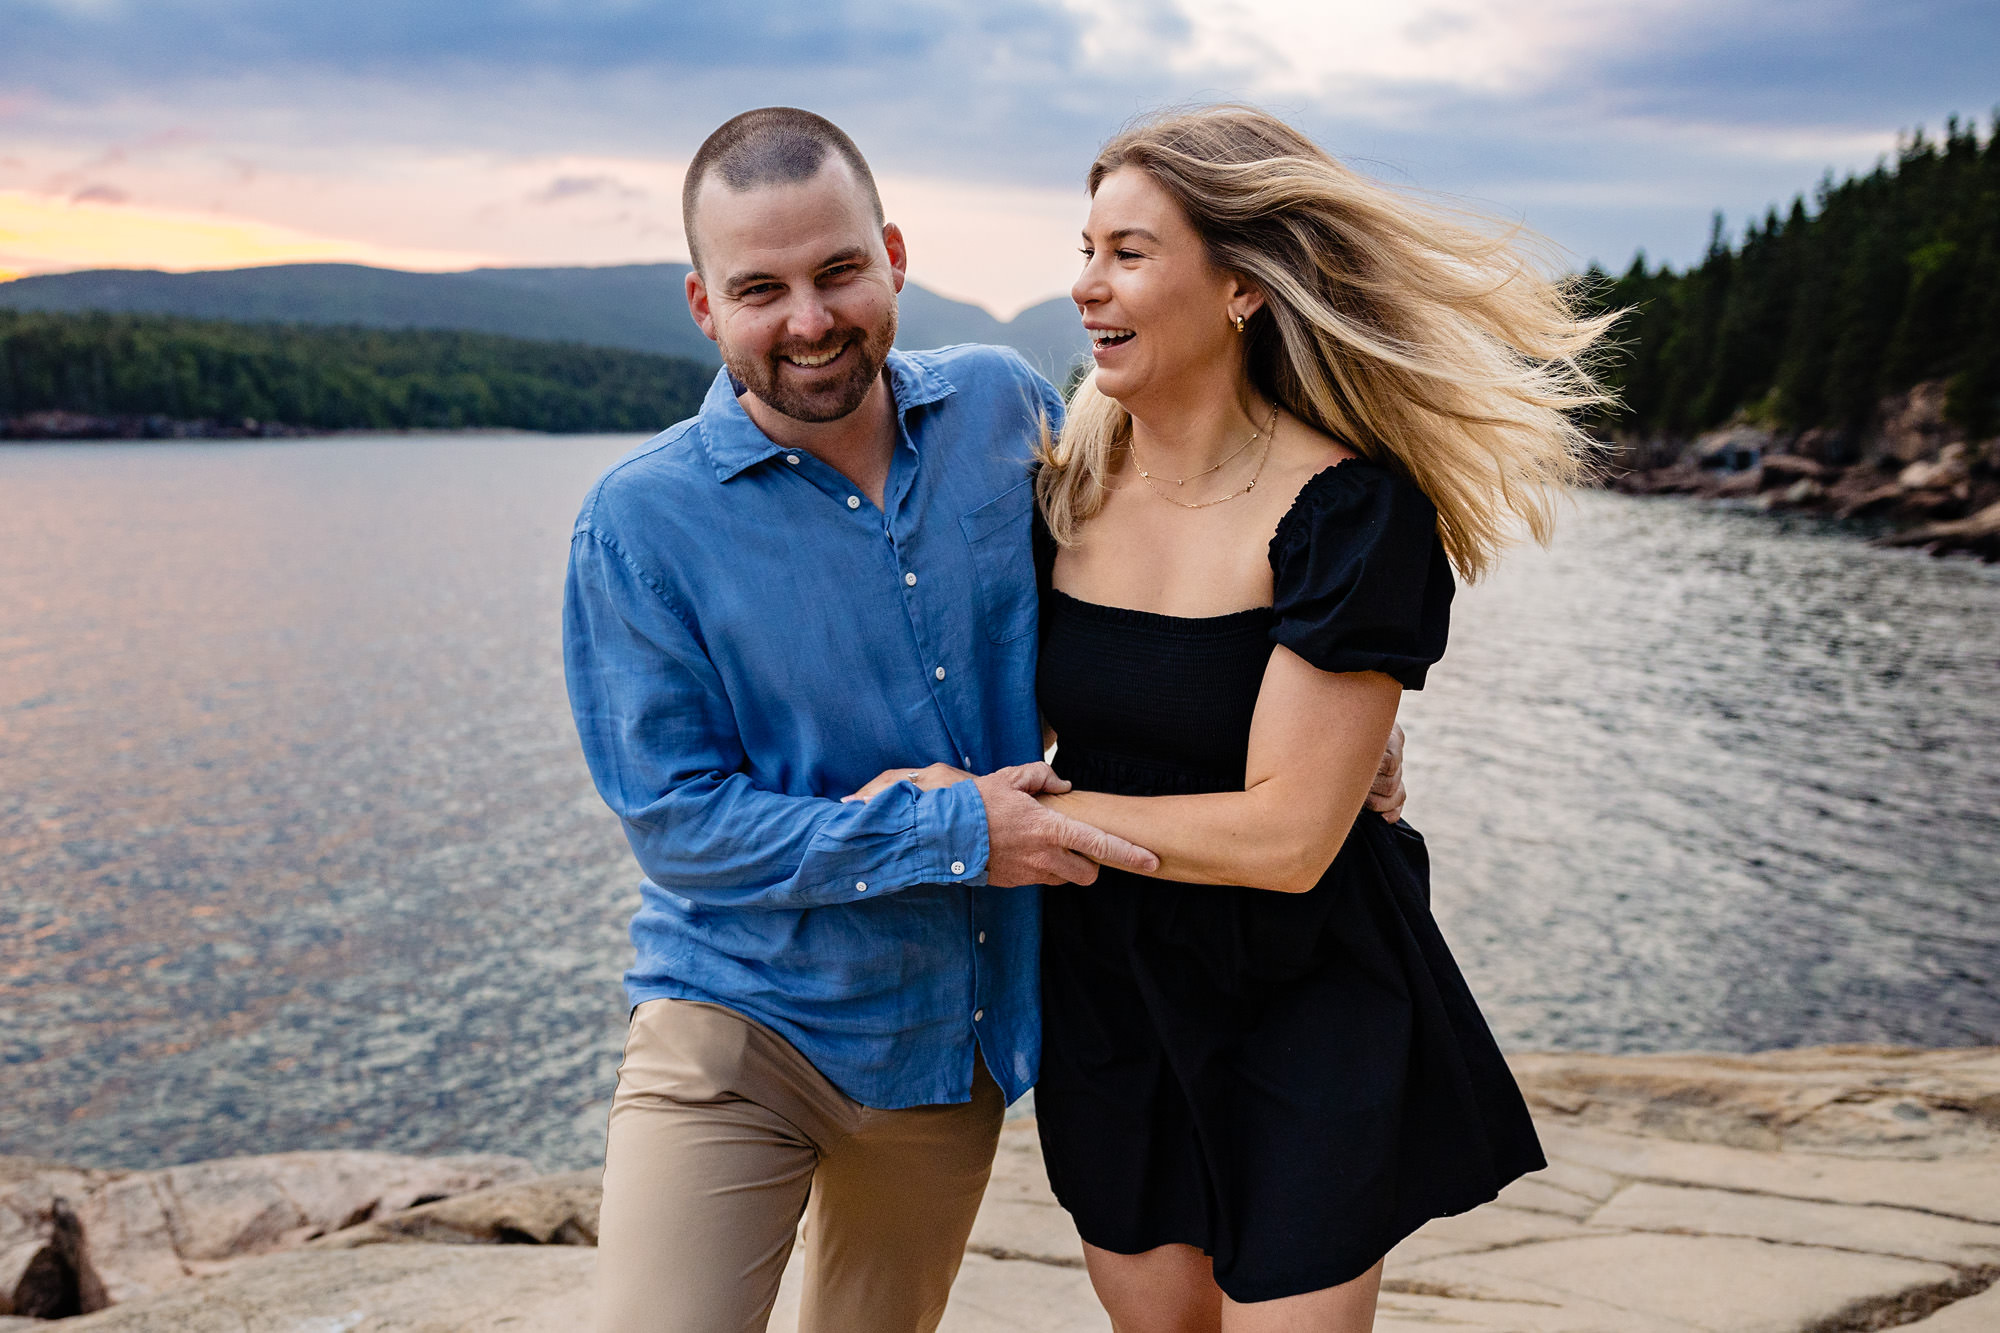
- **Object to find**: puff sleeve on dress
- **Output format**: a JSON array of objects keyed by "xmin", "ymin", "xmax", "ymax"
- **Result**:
[{"xmin": 1267, "ymin": 458, "xmax": 1455, "ymax": 689}]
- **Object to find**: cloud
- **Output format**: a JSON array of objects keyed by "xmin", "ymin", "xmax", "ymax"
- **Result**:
[
  {"xmin": 527, "ymin": 174, "xmax": 647, "ymax": 205},
  {"xmin": 69, "ymin": 182, "xmax": 126, "ymax": 203},
  {"xmin": 0, "ymin": 0, "xmax": 1990, "ymax": 306}
]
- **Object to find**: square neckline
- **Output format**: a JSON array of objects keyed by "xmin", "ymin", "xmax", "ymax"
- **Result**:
[{"xmin": 1043, "ymin": 455, "xmax": 1370, "ymax": 625}]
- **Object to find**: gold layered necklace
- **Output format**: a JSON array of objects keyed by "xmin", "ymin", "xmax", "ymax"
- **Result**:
[{"xmin": 1131, "ymin": 402, "xmax": 1279, "ymax": 510}]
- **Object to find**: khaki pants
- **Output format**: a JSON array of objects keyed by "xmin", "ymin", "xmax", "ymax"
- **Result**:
[{"xmin": 595, "ymin": 999, "xmax": 1005, "ymax": 1333}]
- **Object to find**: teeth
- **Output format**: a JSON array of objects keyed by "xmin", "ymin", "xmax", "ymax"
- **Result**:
[
  {"xmin": 786, "ymin": 347, "xmax": 842, "ymax": 367},
  {"xmin": 1091, "ymin": 329, "xmax": 1135, "ymax": 346}
]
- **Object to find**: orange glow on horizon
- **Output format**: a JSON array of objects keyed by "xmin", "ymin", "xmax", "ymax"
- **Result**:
[{"xmin": 0, "ymin": 191, "xmax": 492, "ymax": 277}]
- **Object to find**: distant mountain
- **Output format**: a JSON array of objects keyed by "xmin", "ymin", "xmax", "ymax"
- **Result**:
[{"xmin": 0, "ymin": 263, "xmax": 1089, "ymax": 381}]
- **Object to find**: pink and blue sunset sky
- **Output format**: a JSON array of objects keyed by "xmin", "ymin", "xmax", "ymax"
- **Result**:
[{"xmin": 1, "ymin": 0, "xmax": 1993, "ymax": 318}]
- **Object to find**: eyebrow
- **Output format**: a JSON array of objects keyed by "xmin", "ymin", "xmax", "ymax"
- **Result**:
[
  {"xmin": 721, "ymin": 247, "xmax": 870, "ymax": 295},
  {"xmin": 1082, "ymin": 227, "xmax": 1161, "ymax": 246}
]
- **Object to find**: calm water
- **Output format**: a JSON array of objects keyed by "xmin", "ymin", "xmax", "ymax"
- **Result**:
[{"xmin": 2, "ymin": 435, "xmax": 1996, "ymax": 1172}]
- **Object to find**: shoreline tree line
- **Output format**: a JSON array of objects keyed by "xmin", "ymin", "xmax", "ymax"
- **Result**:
[
  {"xmin": 1585, "ymin": 113, "xmax": 1999, "ymax": 451},
  {"xmin": 0, "ymin": 311, "xmax": 712, "ymax": 435}
]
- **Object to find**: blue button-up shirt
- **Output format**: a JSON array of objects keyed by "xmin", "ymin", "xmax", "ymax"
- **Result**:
[{"xmin": 563, "ymin": 345, "xmax": 1059, "ymax": 1109}]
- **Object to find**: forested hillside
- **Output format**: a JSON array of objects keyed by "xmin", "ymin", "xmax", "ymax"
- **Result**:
[
  {"xmin": 0, "ymin": 311, "xmax": 710, "ymax": 434},
  {"xmin": 0, "ymin": 262, "xmax": 1091, "ymax": 376},
  {"xmin": 1588, "ymin": 115, "xmax": 2000, "ymax": 448}
]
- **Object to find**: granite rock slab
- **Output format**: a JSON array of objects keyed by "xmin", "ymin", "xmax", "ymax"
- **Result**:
[
  {"xmin": 49, "ymin": 1244, "xmax": 595, "ymax": 1331},
  {"xmin": 19, "ymin": 1046, "xmax": 2000, "ymax": 1330}
]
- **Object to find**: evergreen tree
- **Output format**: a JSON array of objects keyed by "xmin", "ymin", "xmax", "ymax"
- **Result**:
[{"xmin": 1586, "ymin": 113, "xmax": 2000, "ymax": 442}]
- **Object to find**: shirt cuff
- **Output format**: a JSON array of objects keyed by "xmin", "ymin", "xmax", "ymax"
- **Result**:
[{"xmin": 913, "ymin": 778, "xmax": 990, "ymax": 887}]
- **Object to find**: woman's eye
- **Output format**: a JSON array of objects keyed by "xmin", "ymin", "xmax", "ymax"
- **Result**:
[
  {"xmin": 1116, "ymin": 249, "xmax": 1143, "ymax": 261},
  {"xmin": 1078, "ymin": 247, "xmax": 1094, "ymax": 260}
]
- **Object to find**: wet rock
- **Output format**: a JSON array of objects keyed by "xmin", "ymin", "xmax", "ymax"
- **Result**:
[
  {"xmin": 1756, "ymin": 453, "xmax": 1830, "ymax": 488},
  {"xmin": 1607, "ymin": 461, "xmax": 1707, "ymax": 496},
  {"xmin": 1766, "ymin": 476, "xmax": 1826, "ymax": 508},
  {"xmin": 1900, "ymin": 444, "xmax": 1973, "ymax": 492},
  {"xmin": 1691, "ymin": 425, "xmax": 1773, "ymax": 471},
  {"xmin": 1876, "ymin": 379, "xmax": 1964, "ymax": 466},
  {"xmin": 0, "ymin": 412, "xmax": 314, "ymax": 441},
  {"xmin": 1877, "ymin": 498, "xmax": 2000, "ymax": 561},
  {"xmin": 1593, "ymin": 378, "xmax": 2000, "ymax": 555}
]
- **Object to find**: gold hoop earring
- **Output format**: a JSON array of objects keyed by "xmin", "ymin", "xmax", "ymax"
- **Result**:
[{"xmin": 1233, "ymin": 314, "xmax": 1246, "ymax": 334}]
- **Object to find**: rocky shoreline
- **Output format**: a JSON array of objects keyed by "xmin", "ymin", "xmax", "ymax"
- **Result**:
[
  {"xmin": 6, "ymin": 1046, "xmax": 1998, "ymax": 1331},
  {"xmin": 0, "ymin": 411, "xmax": 318, "ymax": 441},
  {"xmin": 1605, "ymin": 381, "xmax": 2000, "ymax": 562}
]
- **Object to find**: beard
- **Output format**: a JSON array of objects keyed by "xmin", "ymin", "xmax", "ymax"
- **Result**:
[{"xmin": 721, "ymin": 304, "xmax": 899, "ymax": 424}]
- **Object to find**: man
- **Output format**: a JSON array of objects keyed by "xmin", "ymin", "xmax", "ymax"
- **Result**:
[{"xmin": 563, "ymin": 107, "xmax": 1405, "ymax": 1333}]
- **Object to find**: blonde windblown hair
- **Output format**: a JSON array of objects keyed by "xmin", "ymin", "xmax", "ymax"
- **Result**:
[{"xmin": 1037, "ymin": 106, "xmax": 1618, "ymax": 582}]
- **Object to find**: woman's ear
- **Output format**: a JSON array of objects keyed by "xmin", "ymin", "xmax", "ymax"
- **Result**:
[{"xmin": 1226, "ymin": 274, "xmax": 1266, "ymax": 326}]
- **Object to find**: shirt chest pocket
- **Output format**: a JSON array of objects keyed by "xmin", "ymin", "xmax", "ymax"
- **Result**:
[{"xmin": 959, "ymin": 481, "xmax": 1038, "ymax": 645}]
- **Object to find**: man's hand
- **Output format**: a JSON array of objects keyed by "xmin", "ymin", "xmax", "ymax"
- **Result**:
[
  {"xmin": 976, "ymin": 763, "xmax": 1159, "ymax": 886},
  {"xmin": 842, "ymin": 762, "xmax": 973, "ymax": 804},
  {"xmin": 1364, "ymin": 721, "xmax": 1406, "ymax": 824}
]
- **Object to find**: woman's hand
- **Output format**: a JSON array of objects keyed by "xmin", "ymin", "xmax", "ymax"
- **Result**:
[
  {"xmin": 1365, "ymin": 722, "xmax": 1407, "ymax": 824},
  {"xmin": 842, "ymin": 762, "xmax": 976, "ymax": 804}
]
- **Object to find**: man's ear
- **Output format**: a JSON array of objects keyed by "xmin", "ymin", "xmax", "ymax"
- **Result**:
[
  {"xmin": 883, "ymin": 222, "xmax": 908, "ymax": 294},
  {"xmin": 685, "ymin": 268, "xmax": 719, "ymax": 343}
]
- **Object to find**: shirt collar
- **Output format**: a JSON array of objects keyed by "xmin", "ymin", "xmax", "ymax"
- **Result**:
[{"xmin": 697, "ymin": 349, "xmax": 958, "ymax": 484}]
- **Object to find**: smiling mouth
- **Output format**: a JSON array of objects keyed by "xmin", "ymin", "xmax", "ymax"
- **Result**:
[
  {"xmin": 1091, "ymin": 328, "xmax": 1135, "ymax": 350},
  {"xmin": 781, "ymin": 341, "xmax": 851, "ymax": 369}
]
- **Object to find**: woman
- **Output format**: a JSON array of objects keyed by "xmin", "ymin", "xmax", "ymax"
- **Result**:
[{"xmin": 866, "ymin": 106, "xmax": 1612, "ymax": 1330}]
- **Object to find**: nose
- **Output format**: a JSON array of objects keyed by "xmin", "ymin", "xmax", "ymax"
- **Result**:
[
  {"xmin": 784, "ymin": 291, "xmax": 837, "ymax": 345},
  {"xmin": 1072, "ymin": 255, "xmax": 1107, "ymax": 312}
]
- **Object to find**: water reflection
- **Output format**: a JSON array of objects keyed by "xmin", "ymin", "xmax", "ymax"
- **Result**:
[
  {"xmin": 1402, "ymin": 495, "xmax": 2000, "ymax": 1053},
  {"xmin": 1, "ymin": 439, "xmax": 1995, "ymax": 1172},
  {"xmin": 2, "ymin": 436, "xmax": 643, "ymax": 1170}
]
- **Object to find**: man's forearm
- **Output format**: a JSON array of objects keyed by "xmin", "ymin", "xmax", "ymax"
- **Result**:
[{"xmin": 618, "ymin": 771, "xmax": 991, "ymax": 910}]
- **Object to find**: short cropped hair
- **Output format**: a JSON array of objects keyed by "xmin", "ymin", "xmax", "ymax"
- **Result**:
[{"xmin": 682, "ymin": 108, "xmax": 885, "ymax": 272}]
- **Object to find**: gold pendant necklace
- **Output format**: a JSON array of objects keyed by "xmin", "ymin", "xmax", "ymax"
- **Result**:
[{"xmin": 1133, "ymin": 403, "xmax": 1279, "ymax": 510}]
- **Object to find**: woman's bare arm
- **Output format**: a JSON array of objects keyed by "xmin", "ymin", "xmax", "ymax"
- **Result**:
[{"xmin": 1038, "ymin": 646, "xmax": 1402, "ymax": 893}]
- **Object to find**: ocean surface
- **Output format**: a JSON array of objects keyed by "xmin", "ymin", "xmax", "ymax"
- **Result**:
[{"xmin": 3, "ymin": 434, "xmax": 1996, "ymax": 1172}]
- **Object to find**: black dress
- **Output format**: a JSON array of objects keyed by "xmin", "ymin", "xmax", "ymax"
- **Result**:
[{"xmin": 1033, "ymin": 457, "xmax": 1544, "ymax": 1304}]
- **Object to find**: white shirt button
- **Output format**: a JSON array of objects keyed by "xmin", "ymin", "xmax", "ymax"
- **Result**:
[
  {"xmin": 855, "ymin": 881, "xmax": 868, "ymax": 892},
  {"xmin": 962, "ymin": 755, "xmax": 972, "ymax": 767},
  {"xmin": 847, "ymin": 495, "xmax": 861, "ymax": 509},
  {"xmin": 972, "ymin": 1009, "xmax": 985, "ymax": 1022},
  {"xmin": 786, "ymin": 454, "xmax": 801, "ymax": 465},
  {"xmin": 977, "ymin": 931, "xmax": 987, "ymax": 944},
  {"xmin": 904, "ymin": 571, "xmax": 918, "ymax": 586},
  {"xmin": 951, "ymin": 860, "xmax": 966, "ymax": 876},
  {"xmin": 934, "ymin": 666, "xmax": 947, "ymax": 681}
]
